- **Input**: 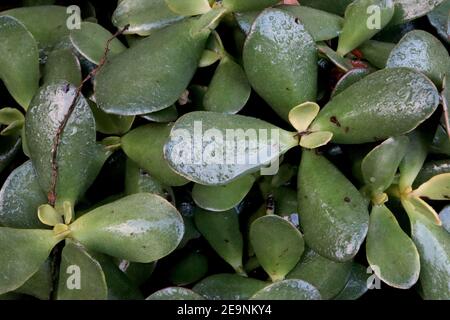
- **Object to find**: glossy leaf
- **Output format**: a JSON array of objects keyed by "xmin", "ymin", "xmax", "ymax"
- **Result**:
[
  {"xmin": 298, "ymin": 150, "xmax": 369, "ymax": 262},
  {"xmin": 413, "ymin": 173, "xmax": 450, "ymax": 200},
  {"xmin": 366, "ymin": 205, "xmax": 420, "ymax": 288},
  {"xmin": 222, "ymin": 0, "xmax": 279, "ymax": 12},
  {"xmin": 287, "ymin": 248, "xmax": 352, "ymax": 299},
  {"xmin": 337, "ymin": 0, "xmax": 395, "ymax": 56},
  {"xmin": 90, "ymin": 100, "xmax": 134, "ymax": 135},
  {"xmin": 358, "ymin": 40, "xmax": 395, "ymax": 69},
  {"xmin": 334, "ymin": 263, "xmax": 370, "ymax": 300},
  {"xmin": 332, "ymin": 68, "xmax": 371, "ymax": 97},
  {"xmin": 402, "ymin": 196, "xmax": 441, "ymax": 225},
  {"xmin": 428, "ymin": 0, "xmax": 450, "ymax": 43},
  {"xmin": 0, "ymin": 136, "xmax": 21, "ymax": 174},
  {"xmin": 43, "ymin": 48, "xmax": 82, "ymax": 86},
  {"xmin": 0, "ymin": 16, "xmax": 39, "ymax": 110},
  {"xmin": 192, "ymin": 274, "xmax": 266, "ymax": 300},
  {"xmin": 250, "ymin": 279, "xmax": 321, "ymax": 300},
  {"xmin": 165, "ymin": 0, "xmax": 211, "ymax": 16},
  {"xmin": 317, "ymin": 42, "xmax": 354, "ymax": 71},
  {"xmin": 250, "ymin": 215, "xmax": 304, "ymax": 281},
  {"xmin": 117, "ymin": 260, "xmax": 156, "ymax": 287},
  {"xmin": 69, "ymin": 193, "xmax": 184, "ymax": 263},
  {"xmin": 141, "ymin": 105, "xmax": 179, "ymax": 123},
  {"xmin": 192, "ymin": 175, "xmax": 255, "ymax": 211},
  {"xmin": 440, "ymin": 205, "xmax": 450, "ymax": 233},
  {"xmin": 391, "ymin": 0, "xmax": 446, "ymax": 24},
  {"xmin": 243, "ymin": 9, "xmax": 317, "ymax": 121},
  {"xmin": 164, "ymin": 111, "xmax": 298, "ymax": 185},
  {"xmin": 169, "ymin": 252, "xmax": 208, "ymax": 285},
  {"xmin": 147, "ymin": 287, "xmax": 205, "ymax": 300},
  {"xmin": 310, "ymin": 68, "xmax": 440, "ymax": 144},
  {"xmin": 0, "ymin": 228, "xmax": 60, "ymax": 294},
  {"xmin": 194, "ymin": 208, "xmax": 244, "ymax": 273},
  {"xmin": 300, "ymin": 0, "xmax": 354, "ymax": 15}
]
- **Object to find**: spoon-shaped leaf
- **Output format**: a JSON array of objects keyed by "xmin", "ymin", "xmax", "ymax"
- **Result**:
[
  {"xmin": 334, "ymin": 263, "xmax": 370, "ymax": 300},
  {"xmin": 121, "ymin": 123, "xmax": 189, "ymax": 186},
  {"xmin": 43, "ymin": 48, "xmax": 82, "ymax": 86},
  {"xmin": 0, "ymin": 228, "xmax": 60, "ymax": 295},
  {"xmin": 222, "ymin": 0, "xmax": 279, "ymax": 12},
  {"xmin": 298, "ymin": 150, "xmax": 369, "ymax": 262},
  {"xmin": 337, "ymin": 0, "xmax": 395, "ymax": 56},
  {"xmin": 243, "ymin": 8, "xmax": 317, "ymax": 121},
  {"xmin": 56, "ymin": 241, "xmax": 107, "ymax": 300},
  {"xmin": 413, "ymin": 173, "xmax": 450, "ymax": 200},
  {"xmin": 164, "ymin": 111, "xmax": 298, "ymax": 185},
  {"xmin": 250, "ymin": 279, "xmax": 321, "ymax": 300},
  {"xmin": 310, "ymin": 68, "xmax": 440, "ymax": 144},
  {"xmin": 391, "ymin": 0, "xmax": 446, "ymax": 24},
  {"xmin": 0, "ymin": 161, "xmax": 47, "ymax": 229},
  {"xmin": 169, "ymin": 252, "xmax": 209, "ymax": 286},
  {"xmin": 288, "ymin": 102, "xmax": 320, "ymax": 133},
  {"xmin": 300, "ymin": 131, "xmax": 334, "ymax": 149},
  {"xmin": 165, "ymin": 0, "xmax": 211, "ymax": 16},
  {"xmin": 402, "ymin": 196, "xmax": 442, "ymax": 226},
  {"xmin": 69, "ymin": 193, "xmax": 184, "ymax": 263},
  {"xmin": 192, "ymin": 175, "xmax": 255, "ymax": 211},
  {"xmin": 361, "ymin": 136, "xmax": 409, "ymax": 197},
  {"xmin": 358, "ymin": 40, "xmax": 395, "ymax": 69},
  {"xmin": 0, "ymin": 16, "xmax": 39, "ymax": 110},
  {"xmin": 203, "ymin": 56, "xmax": 251, "ymax": 114},
  {"xmin": 250, "ymin": 215, "xmax": 304, "ymax": 281},
  {"xmin": 387, "ymin": 30, "xmax": 450, "ymax": 87},
  {"xmin": 366, "ymin": 204, "xmax": 420, "ymax": 288},
  {"xmin": 287, "ymin": 248, "xmax": 352, "ymax": 299},
  {"xmin": 192, "ymin": 274, "xmax": 266, "ymax": 300},
  {"xmin": 194, "ymin": 208, "xmax": 244, "ymax": 273},
  {"xmin": 95, "ymin": 12, "xmax": 224, "ymax": 115},
  {"xmin": 90, "ymin": 100, "xmax": 134, "ymax": 136},
  {"xmin": 147, "ymin": 287, "xmax": 205, "ymax": 300}
]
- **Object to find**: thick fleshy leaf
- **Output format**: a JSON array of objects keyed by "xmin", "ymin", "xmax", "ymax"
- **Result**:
[
  {"xmin": 440, "ymin": 205, "xmax": 450, "ymax": 233},
  {"xmin": 337, "ymin": 0, "xmax": 395, "ymax": 56},
  {"xmin": 288, "ymin": 102, "xmax": 320, "ymax": 133},
  {"xmin": 203, "ymin": 56, "xmax": 251, "ymax": 114},
  {"xmin": 0, "ymin": 228, "xmax": 60, "ymax": 294},
  {"xmin": 25, "ymin": 82, "xmax": 108, "ymax": 210},
  {"xmin": 0, "ymin": 161, "xmax": 46, "ymax": 229},
  {"xmin": 300, "ymin": 131, "xmax": 334, "ymax": 149},
  {"xmin": 43, "ymin": 48, "xmax": 82, "ymax": 86},
  {"xmin": 70, "ymin": 22, "xmax": 126, "ymax": 65},
  {"xmin": 358, "ymin": 40, "xmax": 395, "ymax": 69},
  {"xmin": 192, "ymin": 175, "xmax": 255, "ymax": 211},
  {"xmin": 408, "ymin": 206, "xmax": 450, "ymax": 299},
  {"xmin": 117, "ymin": 260, "xmax": 156, "ymax": 287},
  {"xmin": 366, "ymin": 205, "xmax": 420, "ymax": 288},
  {"xmin": 69, "ymin": 193, "xmax": 184, "ymax": 263},
  {"xmin": 250, "ymin": 279, "xmax": 321, "ymax": 300},
  {"xmin": 428, "ymin": 0, "xmax": 450, "ymax": 43},
  {"xmin": 391, "ymin": 0, "xmax": 446, "ymax": 24},
  {"xmin": 243, "ymin": 9, "xmax": 317, "ymax": 121},
  {"xmin": 90, "ymin": 101, "xmax": 134, "ymax": 135},
  {"xmin": 402, "ymin": 196, "xmax": 441, "ymax": 226},
  {"xmin": 317, "ymin": 42, "xmax": 354, "ymax": 71},
  {"xmin": 413, "ymin": 173, "xmax": 450, "ymax": 200},
  {"xmin": 165, "ymin": 0, "xmax": 211, "ymax": 16},
  {"xmin": 310, "ymin": 68, "xmax": 440, "ymax": 144},
  {"xmin": 222, "ymin": 0, "xmax": 279, "ymax": 12},
  {"xmin": 250, "ymin": 215, "xmax": 304, "ymax": 281},
  {"xmin": 147, "ymin": 287, "xmax": 205, "ymax": 300},
  {"xmin": 361, "ymin": 136, "xmax": 409, "ymax": 196},
  {"xmin": 15, "ymin": 260, "xmax": 52, "ymax": 300},
  {"xmin": 0, "ymin": 16, "xmax": 39, "ymax": 110},
  {"xmin": 95, "ymin": 12, "xmax": 224, "ymax": 115},
  {"xmin": 164, "ymin": 111, "xmax": 298, "ymax": 185},
  {"xmin": 121, "ymin": 123, "xmax": 189, "ymax": 186},
  {"xmin": 56, "ymin": 241, "xmax": 107, "ymax": 300},
  {"xmin": 287, "ymin": 248, "xmax": 352, "ymax": 299},
  {"xmin": 332, "ymin": 68, "xmax": 371, "ymax": 98},
  {"xmin": 0, "ymin": 136, "xmax": 21, "ymax": 174},
  {"xmin": 141, "ymin": 105, "xmax": 179, "ymax": 123},
  {"xmin": 194, "ymin": 208, "xmax": 244, "ymax": 273},
  {"xmin": 169, "ymin": 252, "xmax": 208, "ymax": 285},
  {"xmin": 334, "ymin": 263, "xmax": 370, "ymax": 300},
  {"xmin": 431, "ymin": 123, "xmax": 450, "ymax": 156},
  {"xmin": 413, "ymin": 160, "xmax": 450, "ymax": 188},
  {"xmin": 300, "ymin": 0, "xmax": 354, "ymax": 15},
  {"xmin": 298, "ymin": 150, "xmax": 369, "ymax": 262},
  {"xmin": 387, "ymin": 30, "xmax": 450, "ymax": 87},
  {"xmin": 192, "ymin": 274, "xmax": 266, "ymax": 300},
  {"xmin": 279, "ymin": 4, "xmax": 344, "ymax": 41},
  {"xmin": 112, "ymin": 0, "xmax": 184, "ymax": 36}
]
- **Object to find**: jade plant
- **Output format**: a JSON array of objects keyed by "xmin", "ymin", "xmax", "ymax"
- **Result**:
[{"xmin": 0, "ymin": 0, "xmax": 449, "ymax": 301}]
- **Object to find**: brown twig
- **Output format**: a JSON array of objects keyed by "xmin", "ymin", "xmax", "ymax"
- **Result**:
[
  {"xmin": 441, "ymin": 94, "xmax": 450, "ymax": 139},
  {"xmin": 47, "ymin": 24, "xmax": 129, "ymax": 206}
]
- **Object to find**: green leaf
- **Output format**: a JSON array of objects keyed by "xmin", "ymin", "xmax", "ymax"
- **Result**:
[
  {"xmin": 165, "ymin": 0, "xmax": 211, "ymax": 16},
  {"xmin": 69, "ymin": 193, "xmax": 184, "ymax": 263},
  {"xmin": 366, "ymin": 205, "xmax": 420, "ymax": 288},
  {"xmin": 361, "ymin": 136, "xmax": 409, "ymax": 197},
  {"xmin": 169, "ymin": 252, "xmax": 209, "ymax": 286},
  {"xmin": 408, "ymin": 206, "xmax": 450, "ymax": 299},
  {"xmin": 25, "ymin": 82, "xmax": 108, "ymax": 210},
  {"xmin": 300, "ymin": 131, "xmax": 334, "ymax": 149},
  {"xmin": 56, "ymin": 241, "xmax": 107, "ymax": 300},
  {"xmin": 334, "ymin": 263, "xmax": 369, "ymax": 300},
  {"xmin": 0, "ymin": 136, "xmax": 21, "ymax": 174},
  {"xmin": 121, "ymin": 123, "xmax": 189, "ymax": 186},
  {"xmin": 112, "ymin": 0, "xmax": 184, "ymax": 36},
  {"xmin": 0, "ymin": 161, "xmax": 47, "ymax": 229},
  {"xmin": 117, "ymin": 260, "xmax": 156, "ymax": 287},
  {"xmin": 332, "ymin": 68, "xmax": 371, "ymax": 97},
  {"xmin": 194, "ymin": 208, "xmax": 244, "ymax": 273},
  {"xmin": 413, "ymin": 160, "xmax": 450, "ymax": 188},
  {"xmin": 250, "ymin": 215, "xmax": 304, "ymax": 281},
  {"xmin": 70, "ymin": 22, "xmax": 127, "ymax": 65},
  {"xmin": 287, "ymin": 248, "xmax": 352, "ymax": 299},
  {"xmin": 428, "ymin": 0, "xmax": 450, "ymax": 43},
  {"xmin": 89, "ymin": 100, "xmax": 134, "ymax": 135},
  {"xmin": 358, "ymin": 40, "xmax": 395, "ymax": 69},
  {"xmin": 300, "ymin": 0, "xmax": 354, "ymax": 15},
  {"xmin": 192, "ymin": 175, "xmax": 255, "ymax": 211},
  {"xmin": 192, "ymin": 274, "xmax": 266, "ymax": 300},
  {"xmin": 0, "ymin": 16, "xmax": 39, "ymax": 110},
  {"xmin": 15, "ymin": 260, "xmax": 52, "ymax": 300},
  {"xmin": 317, "ymin": 42, "xmax": 354, "ymax": 72},
  {"xmin": 141, "ymin": 105, "xmax": 179, "ymax": 123},
  {"xmin": 0, "ymin": 107, "xmax": 24, "ymax": 125},
  {"xmin": 288, "ymin": 102, "xmax": 320, "ymax": 133},
  {"xmin": 250, "ymin": 279, "xmax": 321, "ymax": 300},
  {"xmin": 203, "ymin": 56, "xmax": 251, "ymax": 114},
  {"xmin": 147, "ymin": 287, "xmax": 205, "ymax": 300},
  {"xmin": 0, "ymin": 228, "xmax": 60, "ymax": 295},
  {"xmin": 279, "ymin": 4, "xmax": 344, "ymax": 41},
  {"xmin": 164, "ymin": 111, "xmax": 298, "ymax": 185},
  {"xmin": 243, "ymin": 8, "xmax": 317, "ymax": 121},
  {"xmin": 440, "ymin": 205, "xmax": 450, "ymax": 233},
  {"xmin": 38, "ymin": 204, "xmax": 62, "ymax": 227},
  {"xmin": 310, "ymin": 68, "xmax": 440, "ymax": 144},
  {"xmin": 222, "ymin": 0, "xmax": 279, "ymax": 12},
  {"xmin": 95, "ymin": 16, "xmax": 218, "ymax": 116},
  {"xmin": 391, "ymin": 0, "xmax": 446, "ymax": 24},
  {"xmin": 298, "ymin": 150, "xmax": 369, "ymax": 262},
  {"xmin": 413, "ymin": 173, "xmax": 450, "ymax": 200},
  {"xmin": 42, "ymin": 48, "xmax": 82, "ymax": 86},
  {"xmin": 402, "ymin": 196, "xmax": 441, "ymax": 226},
  {"xmin": 387, "ymin": 30, "xmax": 450, "ymax": 87}
]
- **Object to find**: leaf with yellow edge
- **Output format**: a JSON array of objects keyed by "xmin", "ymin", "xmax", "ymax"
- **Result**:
[
  {"xmin": 413, "ymin": 173, "xmax": 450, "ymax": 201},
  {"xmin": 402, "ymin": 196, "xmax": 441, "ymax": 226}
]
